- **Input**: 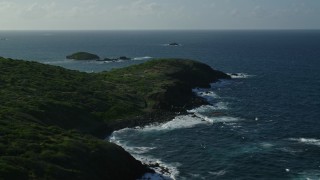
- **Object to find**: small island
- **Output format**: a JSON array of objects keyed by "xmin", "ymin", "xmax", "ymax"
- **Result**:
[{"xmin": 66, "ymin": 52, "xmax": 100, "ymax": 60}]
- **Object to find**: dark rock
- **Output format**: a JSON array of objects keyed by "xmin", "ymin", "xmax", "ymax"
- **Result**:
[
  {"xmin": 103, "ymin": 57, "xmax": 112, "ymax": 61},
  {"xmin": 103, "ymin": 56, "xmax": 132, "ymax": 62},
  {"xmin": 119, "ymin": 56, "xmax": 131, "ymax": 60},
  {"xmin": 168, "ymin": 42, "xmax": 180, "ymax": 46}
]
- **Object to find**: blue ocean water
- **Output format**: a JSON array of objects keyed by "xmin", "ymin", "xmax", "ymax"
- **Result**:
[{"xmin": 1, "ymin": 30, "xmax": 320, "ymax": 179}]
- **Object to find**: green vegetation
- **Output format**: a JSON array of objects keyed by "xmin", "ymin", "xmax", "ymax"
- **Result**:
[
  {"xmin": 66, "ymin": 52, "xmax": 100, "ymax": 60},
  {"xmin": 0, "ymin": 57, "xmax": 230, "ymax": 179}
]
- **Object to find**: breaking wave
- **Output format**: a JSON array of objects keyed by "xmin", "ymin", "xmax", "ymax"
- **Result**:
[{"xmin": 227, "ymin": 73, "xmax": 254, "ymax": 79}]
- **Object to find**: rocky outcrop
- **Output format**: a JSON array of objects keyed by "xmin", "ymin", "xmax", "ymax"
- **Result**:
[{"xmin": 147, "ymin": 60, "xmax": 230, "ymax": 111}]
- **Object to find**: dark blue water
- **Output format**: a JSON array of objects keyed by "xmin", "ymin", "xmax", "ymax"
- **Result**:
[{"xmin": 1, "ymin": 30, "xmax": 320, "ymax": 179}]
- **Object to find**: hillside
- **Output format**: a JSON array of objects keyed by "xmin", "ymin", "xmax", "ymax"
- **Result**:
[{"xmin": 0, "ymin": 57, "xmax": 230, "ymax": 179}]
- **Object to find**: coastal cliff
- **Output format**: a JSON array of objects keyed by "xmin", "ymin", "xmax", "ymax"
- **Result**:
[{"xmin": 0, "ymin": 57, "xmax": 230, "ymax": 179}]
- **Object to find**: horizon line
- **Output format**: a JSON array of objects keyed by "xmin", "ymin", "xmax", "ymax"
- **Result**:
[{"xmin": 0, "ymin": 28, "xmax": 320, "ymax": 31}]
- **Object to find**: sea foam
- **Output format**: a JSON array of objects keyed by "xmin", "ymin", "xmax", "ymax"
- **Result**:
[{"xmin": 139, "ymin": 115, "xmax": 206, "ymax": 132}]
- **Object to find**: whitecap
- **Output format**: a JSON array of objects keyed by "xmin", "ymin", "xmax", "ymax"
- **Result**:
[
  {"xmin": 227, "ymin": 73, "xmax": 254, "ymax": 79},
  {"xmin": 288, "ymin": 138, "xmax": 320, "ymax": 147}
]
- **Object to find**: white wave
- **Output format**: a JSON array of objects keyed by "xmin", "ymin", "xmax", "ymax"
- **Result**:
[
  {"xmin": 133, "ymin": 56, "xmax": 153, "ymax": 61},
  {"xmin": 196, "ymin": 115, "xmax": 240, "ymax": 124},
  {"xmin": 109, "ymin": 130, "xmax": 153, "ymax": 155},
  {"xmin": 137, "ymin": 113, "xmax": 239, "ymax": 132},
  {"xmin": 140, "ymin": 115, "xmax": 206, "ymax": 132},
  {"xmin": 186, "ymin": 101, "xmax": 239, "ymax": 125},
  {"xmin": 289, "ymin": 138, "xmax": 320, "ymax": 147},
  {"xmin": 227, "ymin": 73, "xmax": 254, "ymax": 79}
]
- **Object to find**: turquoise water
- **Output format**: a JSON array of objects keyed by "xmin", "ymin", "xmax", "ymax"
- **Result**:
[{"xmin": 1, "ymin": 30, "xmax": 320, "ymax": 179}]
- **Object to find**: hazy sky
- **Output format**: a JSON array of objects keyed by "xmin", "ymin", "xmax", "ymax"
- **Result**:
[{"xmin": 0, "ymin": 0, "xmax": 319, "ymax": 30}]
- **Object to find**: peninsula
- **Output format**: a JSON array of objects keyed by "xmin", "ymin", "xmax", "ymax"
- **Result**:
[{"xmin": 0, "ymin": 57, "xmax": 230, "ymax": 179}]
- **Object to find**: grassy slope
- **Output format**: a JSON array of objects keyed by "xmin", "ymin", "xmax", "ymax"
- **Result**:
[{"xmin": 0, "ymin": 57, "xmax": 230, "ymax": 179}]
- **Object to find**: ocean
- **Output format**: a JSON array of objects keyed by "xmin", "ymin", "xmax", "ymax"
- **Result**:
[{"xmin": 1, "ymin": 30, "xmax": 320, "ymax": 179}]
